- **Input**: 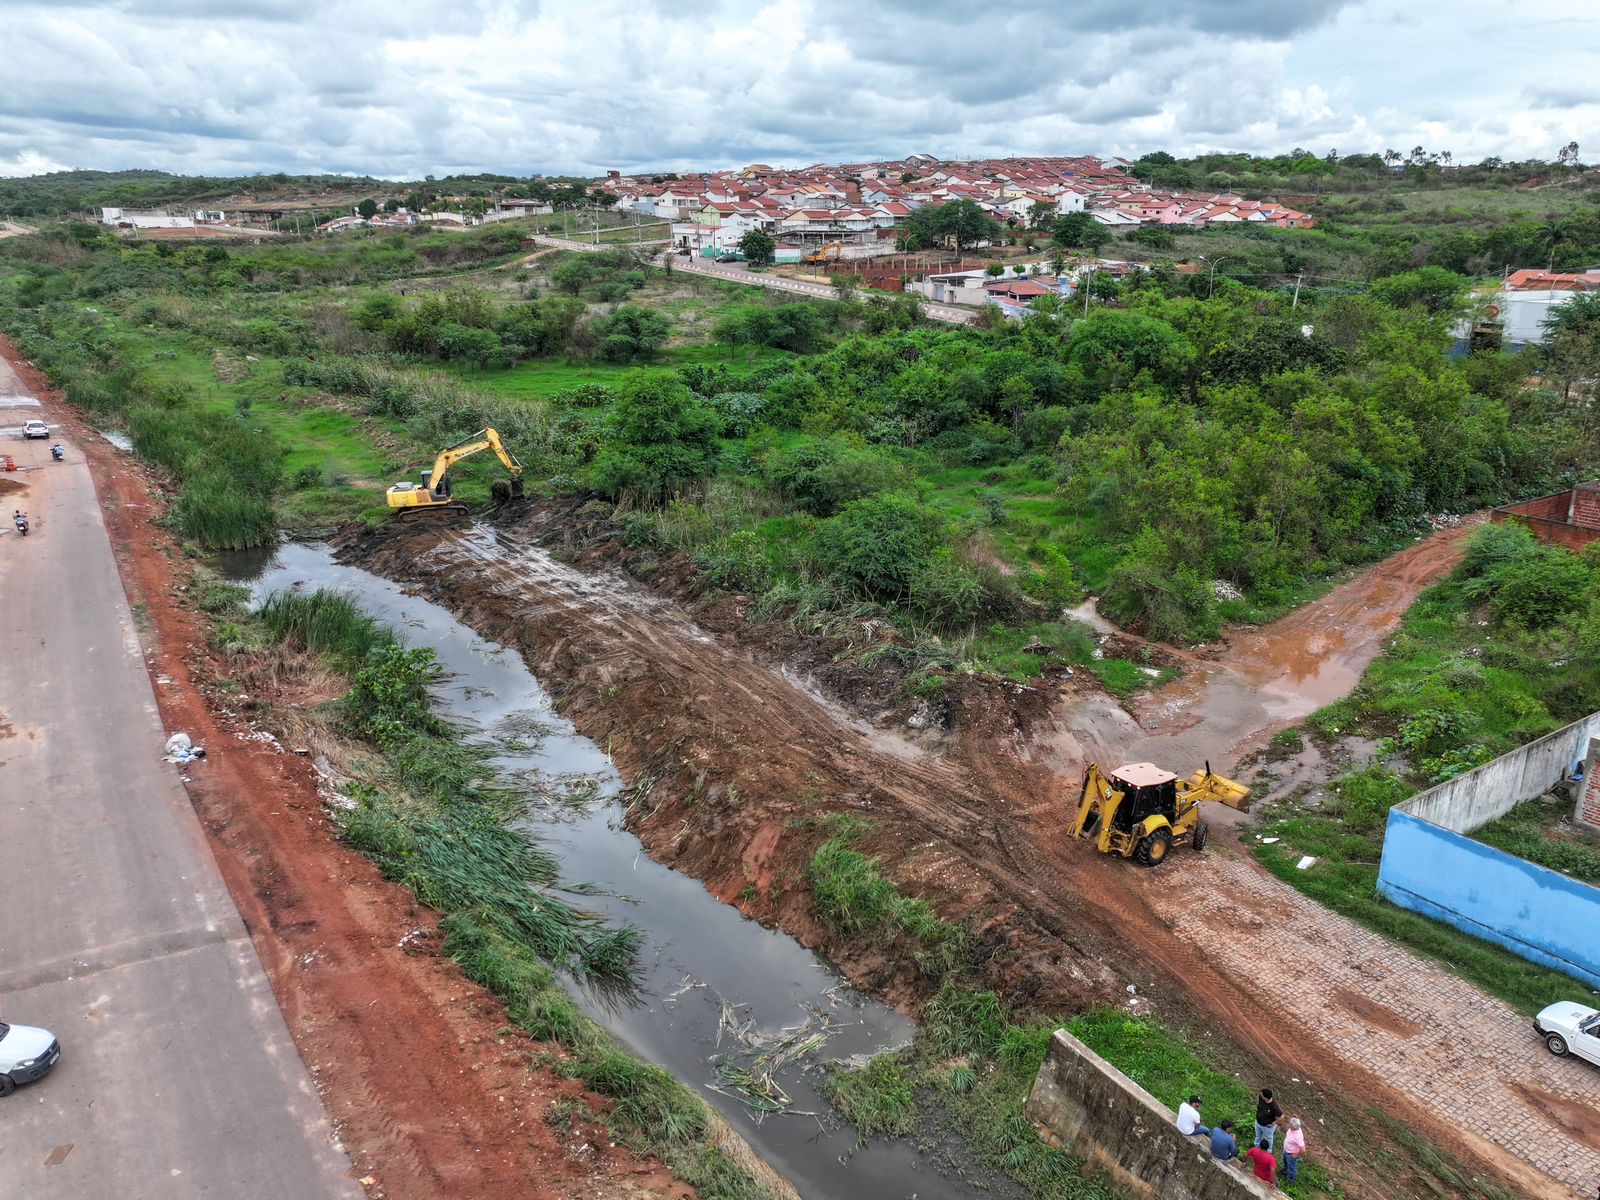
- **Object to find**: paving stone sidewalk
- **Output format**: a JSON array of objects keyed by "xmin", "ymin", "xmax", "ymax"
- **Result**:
[{"xmin": 1145, "ymin": 854, "xmax": 1600, "ymax": 1199}]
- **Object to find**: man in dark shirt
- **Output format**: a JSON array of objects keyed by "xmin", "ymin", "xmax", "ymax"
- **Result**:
[
  {"xmin": 1254, "ymin": 1088, "xmax": 1284, "ymax": 1153},
  {"xmin": 1210, "ymin": 1119, "xmax": 1238, "ymax": 1161}
]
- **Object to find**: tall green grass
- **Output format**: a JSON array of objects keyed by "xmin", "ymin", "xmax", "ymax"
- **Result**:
[
  {"xmin": 257, "ymin": 588, "xmax": 398, "ymax": 666},
  {"xmin": 807, "ymin": 824, "xmax": 971, "ymax": 977}
]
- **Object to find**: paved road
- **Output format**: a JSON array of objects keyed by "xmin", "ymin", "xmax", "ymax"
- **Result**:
[
  {"xmin": 527, "ymin": 234, "xmax": 977, "ymax": 324},
  {"xmin": 0, "ymin": 363, "xmax": 360, "ymax": 1199}
]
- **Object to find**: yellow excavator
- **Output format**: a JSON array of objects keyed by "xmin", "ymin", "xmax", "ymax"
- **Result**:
[
  {"xmin": 804, "ymin": 241, "xmax": 844, "ymax": 264},
  {"xmin": 385, "ymin": 427, "xmax": 524, "ymax": 518},
  {"xmin": 1072, "ymin": 761, "xmax": 1250, "ymax": 867}
]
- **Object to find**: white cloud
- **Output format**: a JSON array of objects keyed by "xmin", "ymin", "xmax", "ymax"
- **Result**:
[{"xmin": 0, "ymin": 0, "xmax": 1593, "ymax": 178}]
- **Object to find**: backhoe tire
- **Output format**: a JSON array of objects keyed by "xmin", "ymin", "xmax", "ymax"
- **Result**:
[
  {"xmin": 1136, "ymin": 829, "xmax": 1173, "ymax": 867},
  {"xmin": 1193, "ymin": 821, "xmax": 1209, "ymax": 853}
]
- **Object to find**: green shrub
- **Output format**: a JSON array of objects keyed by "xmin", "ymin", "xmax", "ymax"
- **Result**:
[{"xmin": 815, "ymin": 494, "xmax": 944, "ymax": 602}]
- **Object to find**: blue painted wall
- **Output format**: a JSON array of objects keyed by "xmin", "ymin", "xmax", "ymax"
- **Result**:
[{"xmin": 1378, "ymin": 810, "xmax": 1600, "ymax": 988}]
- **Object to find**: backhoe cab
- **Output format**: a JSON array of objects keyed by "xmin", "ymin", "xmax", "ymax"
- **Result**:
[
  {"xmin": 386, "ymin": 427, "xmax": 524, "ymax": 519},
  {"xmin": 1072, "ymin": 761, "xmax": 1250, "ymax": 867}
]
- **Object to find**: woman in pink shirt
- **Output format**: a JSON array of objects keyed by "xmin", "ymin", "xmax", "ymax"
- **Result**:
[{"xmin": 1283, "ymin": 1117, "xmax": 1306, "ymax": 1182}]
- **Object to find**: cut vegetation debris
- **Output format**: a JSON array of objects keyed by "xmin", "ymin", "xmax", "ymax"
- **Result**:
[{"xmin": 709, "ymin": 1001, "xmax": 833, "ymax": 1117}]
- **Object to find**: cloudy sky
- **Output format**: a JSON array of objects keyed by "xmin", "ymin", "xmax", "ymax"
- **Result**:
[{"xmin": 0, "ymin": 0, "xmax": 1594, "ymax": 179}]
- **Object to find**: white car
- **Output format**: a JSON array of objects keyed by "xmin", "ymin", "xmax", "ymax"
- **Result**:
[
  {"xmin": 0, "ymin": 1021, "xmax": 61, "ymax": 1095},
  {"xmin": 22, "ymin": 420, "xmax": 49, "ymax": 439},
  {"xmin": 1534, "ymin": 1001, "xmax": 1600, "ymax": 1065}
]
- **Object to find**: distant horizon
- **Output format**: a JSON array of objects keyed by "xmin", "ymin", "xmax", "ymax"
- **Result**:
[{"xmin": 4, "ymin": 146, "xmax": 1586, "ymax": 188}]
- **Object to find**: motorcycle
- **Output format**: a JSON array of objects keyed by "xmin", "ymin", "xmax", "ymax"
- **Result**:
[
  {"xmin": 50, "ymin": 444, "xmax": 64, "ymax": 461},
  {"xmin": 13, "ymin": 512, "xmax": 28, "ymax": 537}
]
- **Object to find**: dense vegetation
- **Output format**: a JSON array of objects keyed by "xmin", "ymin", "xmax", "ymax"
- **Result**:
[
  {"xmin": 4, "ymin": 204, "xmax": 1596, "ymax": 650},
  {"xmin": 0, "ymin": 167, "xmax": 616, "ymax": 219}
]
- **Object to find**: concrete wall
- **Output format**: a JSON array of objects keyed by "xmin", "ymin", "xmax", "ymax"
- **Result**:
[
  {"xmin": 1398, "ymin": 712, "xmax": 1600, "ymax": 833},
  {"xmin": 1377, "ymin": 811, "xmax": 1600, "ymax": 987},
  {"xmin": 1025, "ymin": 1030, "xmax": 1274, "ymax": 1200},
  {"xmin": 1376, "ymin": 711, "xmax": 1600, "ymax": 988}
]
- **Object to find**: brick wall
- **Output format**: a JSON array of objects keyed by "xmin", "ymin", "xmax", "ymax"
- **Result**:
[
  {"xmin": 1572, "ymin": 484, "xmax": 1600, "ymax": 531},
  {"xmin": 1491, "ymin": 489, "xmax": 1600, "ymax": 550},
  {"xmin": 1025, "ymin": 1030, "xmax": 1274, "ymax": 1200},
  {"xmin": 1579, "ymin": 739, "xmax": 1600, "ymax": 832}
]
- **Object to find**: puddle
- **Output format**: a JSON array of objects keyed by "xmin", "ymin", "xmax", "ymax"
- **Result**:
[
  {"xmin": 225, "ymin": 541, "xmax": 1016, "ymax": 1200},
  {"xmin": 1049, "ymin": 529, "xmax": 1472, "ymax": 778},
  {"xmin": 98, "ymin": 429, "xmax": 133, "ymax": 452}
]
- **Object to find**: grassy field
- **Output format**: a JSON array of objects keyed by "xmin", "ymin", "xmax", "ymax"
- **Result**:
[{"xmin": 457, "ymin": 344, "xmax": 795, "ymax": 400}]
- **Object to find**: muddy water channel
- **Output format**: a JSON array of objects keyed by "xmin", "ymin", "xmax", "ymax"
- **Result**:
[{"xmin": 222, "ymin": 542, "xmax": 1015, "ymax": 1200}]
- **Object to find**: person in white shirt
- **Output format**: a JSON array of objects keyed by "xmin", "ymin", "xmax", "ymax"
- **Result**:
[{"xmin": 1176, "ymin": 1095, "xmax": 1210, "ymax": 1137}]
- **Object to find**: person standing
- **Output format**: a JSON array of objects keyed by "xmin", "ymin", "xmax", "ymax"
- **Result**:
[
  {"xmin": 1246, "ymin": 1143, "xmax": 1278, "ymax": 1188},
  {"xmin": 1254, "ymin": 1087, "xmax": 1284, "ymax": 1153},
  {"xmin": 1176, "ymin": 1095, "xmax": 1209, "ymax": 1137},
  {"xmin": 1283, "ymin": 1117, "xmax": 1306, "ymax": 1182}
]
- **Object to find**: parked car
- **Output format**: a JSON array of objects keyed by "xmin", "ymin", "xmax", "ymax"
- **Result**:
[
  {"xmin": 0, "ymin": 1021, "xmax": 61, "ymax": 1095},
  {"xmin": 715, "ymin": 252, "xmax": 745, "ymax": 263},
  {"xmin": 22, "ymin": 420, "xmax": 49, "ymax": 439},
  {"xmin": 1534, "ymin": 1001, "xmax": 1600, "ymax": 1065}
]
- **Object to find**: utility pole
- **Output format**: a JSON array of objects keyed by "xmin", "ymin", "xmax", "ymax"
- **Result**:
[{"xmin": 1292, "ymin": 274, "xmax": 1304, "ymax": 309}]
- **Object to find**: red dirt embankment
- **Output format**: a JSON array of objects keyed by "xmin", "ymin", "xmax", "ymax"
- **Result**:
[
  {"xmin": 338, "ymin": 499, "xmax": 1564, "ymax": 1200},
  {"xmin": 0, "ymin": 338, "xmax": 695, "ymax": 1200}
]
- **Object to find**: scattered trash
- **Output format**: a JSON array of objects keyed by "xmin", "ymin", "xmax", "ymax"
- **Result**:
[
  {"xmin": 163, "ymin": 731, "xmax": 207, "ymax": 763},
  {"xmin": 1296, "ymin": 855, "xmax": 1317, "ymax": 870},
  {"xmin": 1212, "ymin": 579, "xmax": 1244, "ymax": 602},
  {"xmin": 1258, "ymin": 836, "xmax": 1280, "ymax": 844}
]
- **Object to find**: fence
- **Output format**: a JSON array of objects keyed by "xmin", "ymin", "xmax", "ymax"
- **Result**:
[{"xmin": 1376, "ymin": 712, "xmax": 1600, "ymax": 987}]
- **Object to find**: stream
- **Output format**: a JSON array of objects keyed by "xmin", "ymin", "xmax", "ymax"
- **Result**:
[{"xmin": 220, "ymin": 541, "xmax": 1017, "ymax": 1200}]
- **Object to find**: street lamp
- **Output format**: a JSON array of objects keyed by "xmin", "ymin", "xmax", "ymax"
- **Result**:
[{"xmin": 1199, "ymin": 254, "xmax": 1233, "ymax": 298}]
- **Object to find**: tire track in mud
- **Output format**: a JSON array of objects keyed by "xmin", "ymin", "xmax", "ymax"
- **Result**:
[{"xmin": 343, "ymin": 510, "xmax": 1582, "ymax": 1200}]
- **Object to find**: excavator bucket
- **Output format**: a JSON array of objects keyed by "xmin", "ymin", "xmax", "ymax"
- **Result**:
[{"xmin": 1184, "ymin": 767, "xmax": 1251, "ymax": 809}]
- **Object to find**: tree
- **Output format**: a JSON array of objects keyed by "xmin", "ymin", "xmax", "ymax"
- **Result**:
[
  {"xmin": 592, "ymin": 304, "xmax": 670, "ymax": 363},
  {"xmin": 591, "ymin": 373, "xmax": 720, "ymax": 503},
  {"xmin": 357, "ymin": 198, "xmax": 379, "ymax": 219},
  {"xmin": 985, "ymin": 262, "xmax": 1006, "ymax": 279},
  {"xmin": 738, "ymin": 228, "xmax": 776, "ymax": 266},
  {"xmin": 1369, "ymin": 267, "xmax": 1469, "ymax": 317},
  {"xmin": 816, "ymin": 494, "xmax": 944, "ymax": 601},
  {"xmin": 1558, "ymin": 140, "xmax": 1582, "ymax": 167},
  {"xmin": 1052, "ymin": 211, "xmax": 1108, "ymax": 253},
  {"xmin": 903, "ymin": 199, "xmax": 1002, "ymax": 252}
]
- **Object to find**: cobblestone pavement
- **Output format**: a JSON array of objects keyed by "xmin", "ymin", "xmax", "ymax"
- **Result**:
[{"xmin": 1140, "ymin": 852, "xmax": 1600, "ymax": 1199}]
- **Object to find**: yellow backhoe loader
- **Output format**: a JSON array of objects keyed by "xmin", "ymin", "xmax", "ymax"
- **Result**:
[
  {"xmin": 1072, "ymin": 761, "xmax": 1250, "ymax": 867},
  {"xmin": 385, "ymin": 427, "xmax": 523, "ymax": 519},
  {"xmin": 804, "ymin": 241, "xmax": 844, "ymax": 264}
]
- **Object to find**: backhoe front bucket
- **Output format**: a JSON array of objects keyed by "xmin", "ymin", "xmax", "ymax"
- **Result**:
[{"xmin": 1185, "ymin": 769, "xmax": 1251, "ymax": 808}]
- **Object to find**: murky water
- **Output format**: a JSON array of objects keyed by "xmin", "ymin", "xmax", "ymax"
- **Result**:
[{"xmin": 219, "ymin": 542, "xmax": 1015, "ymax": 1200}]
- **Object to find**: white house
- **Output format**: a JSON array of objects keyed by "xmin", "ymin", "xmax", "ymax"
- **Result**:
[
  {"xmin": 1500, "ymin": 269, "xmax": 1600, "ymax": 347},
  {"xmin": 99, "ymin": 206, "xmax": 195, "ymax": 230}
]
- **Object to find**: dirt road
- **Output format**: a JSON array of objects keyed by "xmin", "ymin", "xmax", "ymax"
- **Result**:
[
  {"xmin": 343, "ymin": 499, "xmax": 1597, "ymax": 1200},
  {"xmin": 0, "ymin": 343, "xmax": 702, "ymax": 1200}
]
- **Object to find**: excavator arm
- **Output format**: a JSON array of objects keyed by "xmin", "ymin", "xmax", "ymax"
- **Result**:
[{"xmin": 427, "ymin": 427, "xmax": 523, "ymax": 495}]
